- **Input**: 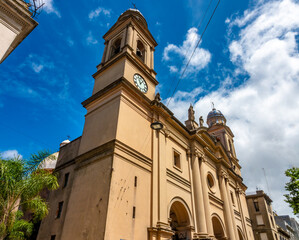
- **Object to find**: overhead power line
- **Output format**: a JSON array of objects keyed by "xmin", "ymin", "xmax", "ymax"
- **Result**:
[
  {"xmin": 164, "ymin": 0, "xmax": 215, "ymax": 102},
  {"xmin": 166, "ymin": 0, "xmax": 221, "ymax": 107}
]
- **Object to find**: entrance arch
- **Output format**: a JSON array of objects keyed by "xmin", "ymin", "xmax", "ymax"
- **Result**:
[
  {"xmin": 212, "ymin": 214, "xmax": 226, "ymax": 240},
  {"xmin": 168, "ymin": 199, "xmax": 192, "ymax": 240}
]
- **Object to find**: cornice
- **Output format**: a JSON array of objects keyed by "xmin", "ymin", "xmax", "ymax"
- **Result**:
[
  {"xmin": 0, "ymin": 1, "xmax": 37, "ymax": 26},
  {"xmin": 114, "ymin": 139, "xmax": 152, "ymax": 167},
  {"xmin": 166, "ymin": 168, "xmax": 191, "ymax": 189},
  {"xmin": 209, "ymin": 192, "xmax": 224, "ymax": 206},
  {"xmin": 82, "ymin": 77, "xmax": 152, "ymax": 108}
]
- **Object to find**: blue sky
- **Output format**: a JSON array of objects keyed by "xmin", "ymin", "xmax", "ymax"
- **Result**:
[{"xmin": 0, "ymin": 0, "xmax": 298, "ymax": 217}]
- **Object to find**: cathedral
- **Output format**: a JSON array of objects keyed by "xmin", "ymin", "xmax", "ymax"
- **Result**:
[{"xmin": 37, "ymin": 9, "xmax": 254, "ymax": 240}]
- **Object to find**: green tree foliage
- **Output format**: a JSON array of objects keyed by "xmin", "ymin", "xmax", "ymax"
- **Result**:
[
  {"xmin": 0, "ymin": 151, "xmax": 59, "ymax": 240},
  {"xmin": 284, "ymin": 167, "xmax": 299, "ymax": 216}
]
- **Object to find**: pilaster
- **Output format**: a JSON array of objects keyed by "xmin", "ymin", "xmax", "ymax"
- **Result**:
[
  {"xmin": 236, "ymin": 185, "xmax": 249, "ymax": 240},
  {"xmin": 191, "ymin": 149, "xmax": 208, "ymax": 237},
  {"xmin": 199, "ymin": 154, "xmax": 214, "ymax": 237},
  {"xmin": 218, "ymin": 169, "xmax": 236, "ymax": 240}
]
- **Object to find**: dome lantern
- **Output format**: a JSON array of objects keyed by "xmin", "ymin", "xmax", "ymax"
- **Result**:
[{"xmin": 206, "ymin": 107, "xmax": 226, "ymax": 127}]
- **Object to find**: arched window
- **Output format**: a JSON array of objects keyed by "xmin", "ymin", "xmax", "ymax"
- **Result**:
[
  {"xmin": 110, "ymin": 38, "xmax": 122, "ymax": 58},
  {"xmin": 136, "ymin": 40, "xmax": 145, "ymax": 62}
]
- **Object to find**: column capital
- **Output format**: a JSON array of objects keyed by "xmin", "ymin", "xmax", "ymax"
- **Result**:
[
  {"xmin": 187, "ymin": 149, "xmax": 192, "ymax": 158},
  {"xmin": 195, "ymin": 149, "xmax": 205, "ymax": 159},
  {"xmin": 235, "ymin": 183, "xmax": 245, "ymax": 195},
  {"xmin": 236, "ymin": 188, "xmax": 245, "ymax": 195},
  {"xmin": 219, "ymin": 169, "xmax": 229, "ymax": 180}
]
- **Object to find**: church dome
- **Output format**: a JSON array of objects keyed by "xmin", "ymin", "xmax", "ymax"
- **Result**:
[
  {"xmin": 207, "ymin": 108, "xmax": 226, "ymax": 127},
  {"xmin": 118, "ymin": 9, "xmax": 148, "ymax": 28}
]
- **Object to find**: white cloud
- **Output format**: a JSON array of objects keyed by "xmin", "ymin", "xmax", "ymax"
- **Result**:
[
  {"xmin": 166, "ymin": 0, "xmax": 299, "ymax": 217},
  {"xmin": 169, "ymin": 65, "xmax": 178, "ymax": 73},
  {"xmin": 86, "ymin": 31, "xmax": 98, "ymax": 45},
  {"xmin": 32, "ymin": 62, "xmax": 44, "ymax": 73},
  {"xmin": 1, "ymin": 150, "xmax": 22, "ymax": 159},
  {"xmin": 163, "ymin": 28, "xmax": 211, "ymax": 77},
  {"xmin": 42, "ymin": 0, "xmax": 60, "ymax": 17},
  {"xmin": 88, "ymin": 7, "xmax": 111, "ymax": 20},
  {"xmin": 28, "ymin": 54, "xmax": 54, "ymax": 73}
]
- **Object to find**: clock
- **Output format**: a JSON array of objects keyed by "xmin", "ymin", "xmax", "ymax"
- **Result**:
[{"xmin": 133, "ymin": 74, "xmax": 148, "ymax": 93}]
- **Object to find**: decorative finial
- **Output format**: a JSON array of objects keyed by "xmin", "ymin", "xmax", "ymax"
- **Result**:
[
  {"xmin": 211, "ymin": 102, "xmax": 215, "ymax": 110},
  {"xmin": 67, "ymin": 135, "xmax": 70, "ymax": 140},
  {"xmin": 132, "ymin": 2, "xmax": 137, "ymax": 9}
]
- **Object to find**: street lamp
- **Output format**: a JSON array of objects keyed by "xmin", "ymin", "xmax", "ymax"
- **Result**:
[{"xmin": 150, "ymin": 121, "xmax": 163, "ymax": 130}]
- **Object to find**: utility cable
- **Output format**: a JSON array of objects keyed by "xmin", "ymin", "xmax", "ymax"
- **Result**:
[
  {"xmin": 163, "ymin": 0, "xmax": 215, "ymax": 101},
  {"xmin": 166, "ymin": 0, "xmax": 221, "ymax": 107}
]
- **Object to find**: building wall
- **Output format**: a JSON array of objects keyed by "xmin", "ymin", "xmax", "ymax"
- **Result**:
[
  {"xmin": 246, "ymin": 191, "xmax": 279, "ymax": 240},
  {"xmin": 0, "ymin": 21, "xmax": 17, "ymax": 60},
  {"xmin": 0, "ymin": 0, "xmax": 37, "ymax": 63}
]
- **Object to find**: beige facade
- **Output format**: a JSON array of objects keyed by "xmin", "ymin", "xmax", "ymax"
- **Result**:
[
  {"xmin": 37, "ymin": 9, "xmax": 254, "ymax": 240},
  {"xmin": 246, "ymin": 190, "xmax": 280, "ymax": 240},
  {"xmin": 0, "ymin": 0, "xmax": 37, "ymax": 63}
]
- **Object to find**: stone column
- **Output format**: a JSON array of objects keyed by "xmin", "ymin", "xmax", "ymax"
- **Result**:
[
  {"xmin": 151, "ymin": 125, "xmax": 159, "ymax": 226},
  {"xmin": 226, "ymin": 180, "xmax": 238, "ymax": 239},
  {"xmin": 126, "ymin": 24, "xmax": 133, "ymax": 48},
  {"xmin": 151, "ymin": 47, "xmax": 154, "ymax": 69},
  {"xmin": 105, "ymin": 40, "xmax": 112, "ymax": 62},
  {"xmin": 191, "ymin": 151, "xmax": 207, "ymax": 236},
  {"xmin": 187, "ymin": 150, "xmax": 198, "ymax": 235},
  {"xmin": 236, "ymin": 186, "xmax": 248, "ymax": 240},
  {"xmin": 199, "ymin": 155, "xmax": 213, "ymax": 236},
  {"xmin": 146, "ymin": 44, "xmax": 151, "ymax": 66},
  {"xmin": 101, "ymin": 42, "xmax": 108, "ymax": 63},
  {"xmin": 219, "ymin": 170, "xmax": 236, "ymax": 240},
  {"xmin": 157, "ymin": 128, "xmax": 168, "ymax": 225}
]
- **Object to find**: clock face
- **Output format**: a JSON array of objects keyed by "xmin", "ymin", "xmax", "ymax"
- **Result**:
[{"xmin": 133, "ymin": 74, "xmax": 148, "ymax": 93}]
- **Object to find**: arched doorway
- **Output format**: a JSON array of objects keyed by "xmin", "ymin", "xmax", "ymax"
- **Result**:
[
  {"xmin": 212, "ymin": 215, "xmax": 226, "ymax": 240},
  {"xmin": 169, "ymin": 200, "xmax": 192, "ymax": 240}
]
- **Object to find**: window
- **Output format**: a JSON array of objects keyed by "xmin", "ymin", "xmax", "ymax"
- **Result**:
[
  {"xmin": 230, "ymin": 191, "xmax": 235, "ymax": 205},
  {"xmin": 136, "ymin": 40, "xmax": 145, "ymax": 62},
  {"xmin": 56, "ymin": 201, "xmax": 64, "ymax": 218},
  {"xmin": 254, "ymin": 200, "xmax": 260, "ymax": 212},
  {"xmin": 256, "ymin": 215, "xmax": 264, "ymax": 225},
  {"xmin": 173, "ymin": 151, "xmax": 181, "ymax": 169},
  {"xmin": 51, "ymin": 235, "xmax": 56, "ymax": 240},
  {"xmin": 132, "ymin": 206, "xmax": 136, "ymax": 218},
  {"xmin": 110, "ymin": 38, "xmax": 122, "ymax": 58},
  {"xmin": 207, "ymin": 173, "xmax": 216, "ymax": 193},
  {"xmin": 207, "ymin": 174, "xmax": 215, "ymax": 189},
  {"xmin": 63, "ymin": 173, "xmax": 69, "ymax": 188},
  {"xmin": 260, "ymin": 233, "xmax": 268, "ymax": 240},
  {"xmin": 134, "ymin": 176, "xmax": 137, "ymax": 187}
]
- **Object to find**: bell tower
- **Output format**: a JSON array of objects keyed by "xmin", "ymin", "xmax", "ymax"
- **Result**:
[
  {"xmin": 92, "ymin": 9, "xmax": 158, "ymax": 100},
  {"xmin": 78, "ymin": 9, "xmax": 158, "ymax": 155}
]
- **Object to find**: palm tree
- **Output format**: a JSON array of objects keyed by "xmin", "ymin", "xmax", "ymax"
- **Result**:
[{"xmin": 0, "ymin": 151, "xmax": 59, "ymax": 240}]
